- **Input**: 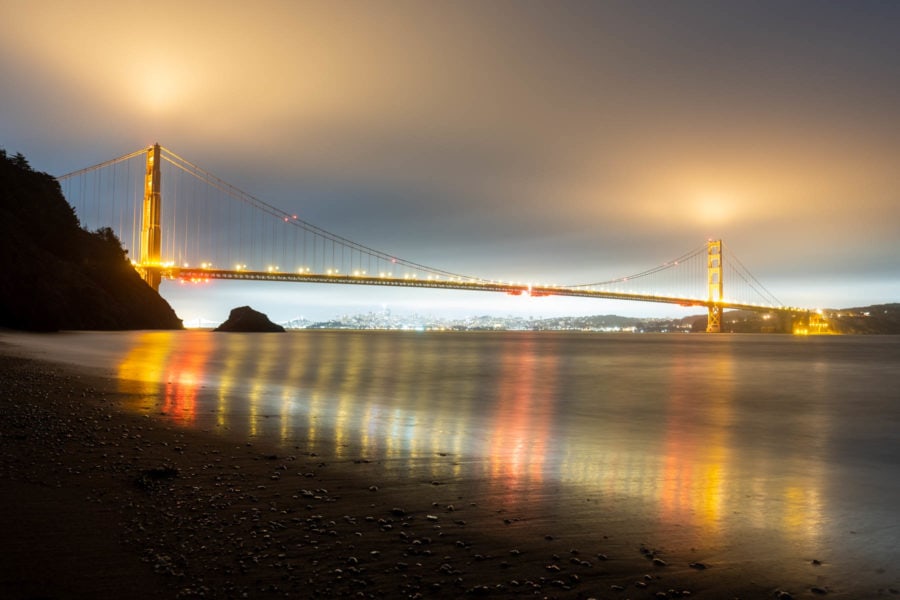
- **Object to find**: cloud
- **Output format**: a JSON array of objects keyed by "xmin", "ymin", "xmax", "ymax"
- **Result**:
[{"xmin": 2, "ymin": 1, "xmax": 898, "ymax": 314}]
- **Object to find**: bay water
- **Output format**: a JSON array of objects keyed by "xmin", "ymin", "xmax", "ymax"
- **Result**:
[{"xmin": 5, "ymin": 330, "xmax": 899, "ymax": 592}]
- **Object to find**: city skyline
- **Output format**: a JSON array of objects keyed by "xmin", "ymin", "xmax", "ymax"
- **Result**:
[{"xmin": 2, "ymin": 1, "xmax": 898, "ymax": 323}]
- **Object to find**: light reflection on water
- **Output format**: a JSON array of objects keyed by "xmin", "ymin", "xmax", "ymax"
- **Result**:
[{"xmin": 11, "ymin": 329, "xmax": 898, "ymax": 579}]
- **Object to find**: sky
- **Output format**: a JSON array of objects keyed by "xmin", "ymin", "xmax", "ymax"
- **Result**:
[{"xmin": 2, "ymin": 0, "xmax": 898, "ymax": 324}]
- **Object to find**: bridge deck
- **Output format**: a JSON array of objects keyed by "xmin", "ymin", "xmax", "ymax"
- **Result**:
[{"xmin": 149, "ymin": 266, "xmax": 801, "ymax": 315}]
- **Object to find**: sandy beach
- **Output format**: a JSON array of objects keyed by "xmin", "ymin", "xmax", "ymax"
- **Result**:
[{"xmin": 1, "ymin": 343, "xmax": 888, "ymax": 600}]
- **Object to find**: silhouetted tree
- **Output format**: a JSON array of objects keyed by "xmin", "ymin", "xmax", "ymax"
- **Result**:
[
  {"xmin": 93, "ymin": 226, "xmax": 128, "ymax": 261},
  {"xmin": 12, "ymin": 152, "xmax": 31, "ymax": 171}
]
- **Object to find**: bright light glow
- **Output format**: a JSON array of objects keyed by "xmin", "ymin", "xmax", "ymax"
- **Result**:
[{"xmin": 692, "ymin": 193, "xmax": 738, "ymax": 227}]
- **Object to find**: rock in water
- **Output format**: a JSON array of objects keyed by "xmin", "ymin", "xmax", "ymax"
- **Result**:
[{"xmin": 214, "ymin": 306, "xmax": 285, "ymax": 332}]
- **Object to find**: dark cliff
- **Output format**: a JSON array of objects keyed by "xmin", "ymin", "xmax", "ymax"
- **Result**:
[{"xmin": 0, "ymin": 149, "xmax": 183, "ymax": 331}]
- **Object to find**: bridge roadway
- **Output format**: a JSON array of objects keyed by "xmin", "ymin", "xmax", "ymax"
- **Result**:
[{"xmin": 152, "ymin": 266, "xmax": 802, "ymax": 316}]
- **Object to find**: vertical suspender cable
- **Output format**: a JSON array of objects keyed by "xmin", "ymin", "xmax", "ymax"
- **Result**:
[{"xmin": 130, "ymin": 159, "xmax": 137, "ymax": 258}]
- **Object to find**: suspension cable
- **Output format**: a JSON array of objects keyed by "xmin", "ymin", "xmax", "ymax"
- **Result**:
[
  {"xmin": 159, "ymin": 146, "xmax": 486, "ymax": 282},
  {"xmin": 724, "ymin": 243, "xmax": 783, "ymax": 306},
  {"xmin": 56, "ymin": 147, "xmax": 149, "ymax": 181},
  {"xmin": 568, "ymin": 243, "xmax": 707, "ymax": 288}
]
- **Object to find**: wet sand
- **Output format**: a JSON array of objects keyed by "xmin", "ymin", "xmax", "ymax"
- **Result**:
[{"xmin": 0, "ymin": 346, "xmax": 883, "ymax": 599}]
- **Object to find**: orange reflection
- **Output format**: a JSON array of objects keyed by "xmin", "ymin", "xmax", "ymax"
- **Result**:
[
  {"xmin": 487, "ymin": 335, "xmax": 556, "ymax": 503},
  {"xmin": 118, "ymin": 331, "xmax": 211, "ymax": 425},
  {"xmin": 160, "ymin": 335, "xmax": 211, "ymax": 424}
]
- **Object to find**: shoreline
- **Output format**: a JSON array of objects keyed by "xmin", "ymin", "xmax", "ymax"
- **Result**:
[{"xmin": 0, "ymin": 342, "xmax": 886, "ymax": 599}]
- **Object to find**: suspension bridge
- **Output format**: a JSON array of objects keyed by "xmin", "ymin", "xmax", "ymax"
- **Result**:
[{"xmin": 57, "ymin": 144, "xmax": 810, "ymax": 333}]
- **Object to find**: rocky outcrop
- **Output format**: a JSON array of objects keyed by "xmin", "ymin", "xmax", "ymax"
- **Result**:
[
  {"xmin": 0, "ymin": 149, "xmax": 183, "ymax": 331},
  {"xmin": 214, "ymin": 306, "xmax": 285, "ymax": 332}
]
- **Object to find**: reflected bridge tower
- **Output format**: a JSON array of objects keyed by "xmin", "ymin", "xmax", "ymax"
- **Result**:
[
  {"xmin": 140, "ymin": 143, "xmax": 162, "ymax": 291},
  {"xmin": 706, "ymin": 239, "xmax": 723, "ymax": 333}
]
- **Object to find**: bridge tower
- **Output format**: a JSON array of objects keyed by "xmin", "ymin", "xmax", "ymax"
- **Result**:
[
  {"xmin": 706, "ymin": 239, "xmax": 723, "ymax": 333},
  {"xmin": 140, "ymin": 143, "xmax": 162, "ymax": 290}
]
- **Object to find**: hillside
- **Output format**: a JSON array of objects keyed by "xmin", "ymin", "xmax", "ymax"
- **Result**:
[
  {"xmin": 0, "ymin": 149, "xmax": 182, "ymax": 331},
  {"xmin": 821, "ymin": 304, "xmax": 900, "ymax": 334}
]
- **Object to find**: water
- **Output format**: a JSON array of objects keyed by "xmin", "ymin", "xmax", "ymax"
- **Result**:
[{"xmin": 5, "ymin": 330, "xmax": 899, "ymax": 591}]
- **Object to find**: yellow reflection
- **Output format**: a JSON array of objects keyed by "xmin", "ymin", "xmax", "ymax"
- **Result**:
[
  {"xmin": 659, "ymin": 351, "xmax": 733, "ymax": 533},
  {"xmin": 117, "ymin": 331, "xmax": 175, "ymax": 397},
  {"xmin": 216, "ymin": 334, "xmax": 248, "ymax": 430},
  {"xmin": 280, "ymin": 341, "xmax": 308, "ymax": 445},
  {"xmin": 783, "ymin": 485, "xmax": 823, "ymax": 539},
  {"xmin": 246, "ymin": 335, "xmax": 281, "ymax": 438},
  {"xmin": 334, "ymin": 334, "xmax": 367, "ymax": 459}
]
